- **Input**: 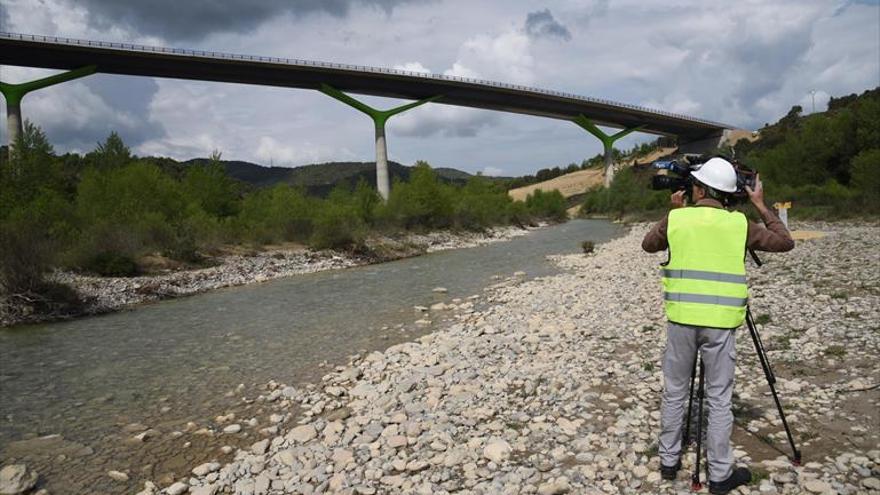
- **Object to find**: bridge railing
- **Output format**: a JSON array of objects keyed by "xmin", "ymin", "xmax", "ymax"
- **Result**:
[{"xmin": 0, "ymin": 31, "xmax": 731, "ymax": 129}]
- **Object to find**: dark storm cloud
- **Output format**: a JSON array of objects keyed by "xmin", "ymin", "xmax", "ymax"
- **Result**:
[
  {"xmin": 76, "ymin": 0, "xmax": 424, "ymax": 42},
  {"xmin": 524, "ymin": 9, "xmax": 572, "ymax": 41},
  {"xmin": 51, "ymin": 74, "xmax": 165, "ymax": 153}
]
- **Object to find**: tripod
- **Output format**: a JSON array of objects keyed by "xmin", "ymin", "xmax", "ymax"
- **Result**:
[{"xmin": 681, "ymin": 251, "xmax": 802, "ymax": 491}]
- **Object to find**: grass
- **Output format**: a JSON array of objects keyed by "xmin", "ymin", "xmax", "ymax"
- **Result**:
[
  {"xmin": 824, "ymin": 345, "xmax": 847, "ymax": 358},
  {"xmin": 750, "ymin": 467, "xmax": 770, "ymax": 485},
  {"xmin": 830, "ymin": 291, "xmax": 849, "ymax": 300},
  {"xmin": 643, "ymin": 362, "xmax": 655, "ymax": 372},
  {"xmin": 754, "ymin": 314, "xmax": 772, "ymax": 325}
]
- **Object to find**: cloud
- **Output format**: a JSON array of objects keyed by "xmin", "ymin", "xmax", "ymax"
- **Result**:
[
  {"xmin": 0, "ymin": 68, "xmax": 165, "ymax": 153},
  {"xmin": 71, "ymin": 0, "xmax": 425, "ymax": 42},
  {"xmin": 524, "ymin": 9, "xmax": 572, "ymax": 41},
  {"xmin": 393, "ymin": 104, "xmax": 500, "ymax": 138},
  {"xmin": 392, "ymin": 62, "xmax": 432, "ymax": 74},
  {"xmin": 482, "ymin": 166, "xmax": 504, "ymax": 176}
]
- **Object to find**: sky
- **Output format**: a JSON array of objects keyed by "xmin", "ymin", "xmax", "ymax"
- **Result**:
[{"xmin": 0, "ymin": 0, "xmax": 878, "ymax": 177}]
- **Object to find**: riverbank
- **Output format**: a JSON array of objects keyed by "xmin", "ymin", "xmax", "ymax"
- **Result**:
[
  {"xmin": 0, "ymin": 225, "xmax": 537, "ymax": 328},
  {"xmin": 134, "ymin": 220, "xmax": 878, "ymax": 495}
]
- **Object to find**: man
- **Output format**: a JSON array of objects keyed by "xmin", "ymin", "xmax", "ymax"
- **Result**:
[{"xmin": 642, "ymin": 157, "xmax": 794, "ymax": 494}]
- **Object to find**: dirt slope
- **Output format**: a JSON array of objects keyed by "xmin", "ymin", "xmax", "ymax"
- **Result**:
[{"xmin": 508, "ymin": 147, "xmax": 677, "ymax": 202}]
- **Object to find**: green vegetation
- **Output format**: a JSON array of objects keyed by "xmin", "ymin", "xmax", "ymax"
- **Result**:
[
  {"xmin": 0, "ymin": 127, "xmax": 566, "ymax": 310},
  {"xmin": 581, "ymin": 87, "xmax": 880, "ymax": 219},
  {"xmin": 754, "ymin": 314, "xmax": 771, "ymax": 325},
  {"xmin": 823, "ymin": 345, "xmax": 847, "ymax": 358}
]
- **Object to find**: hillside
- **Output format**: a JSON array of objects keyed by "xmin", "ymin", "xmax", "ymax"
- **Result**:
[
  {"xmin": 183, "ymin": 159, "xmax": 476, "ymax": 196},
  {"xmin": 508, "ymin": 146, "xmax": 677, "ymax": 202}
]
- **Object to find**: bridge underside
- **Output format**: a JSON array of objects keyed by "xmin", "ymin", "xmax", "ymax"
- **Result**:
[{"xmin": 0, "ymin": 35, "xmax": 729, "ymax": 142}]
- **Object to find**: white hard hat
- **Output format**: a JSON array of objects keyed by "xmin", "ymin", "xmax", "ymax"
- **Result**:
[{"xmin": 691, "ymin": 157, "xmax": 737, "ymax": 193}]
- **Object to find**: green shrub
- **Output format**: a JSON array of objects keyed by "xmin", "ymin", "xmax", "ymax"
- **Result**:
[
  {"xmin": 235, "ymin": 184, "xmax": 314, "ymax": 243},
  {"xmin": 453, "ymin": 176, "xmax": 513, "ymax": 229},
  {"xmin": 382, "ymin": 163, "xmax": 455, "ymax": 229},
  {"xmin": 850, "ymin": 148, "xmax": 880, "ymax": 209},
  {"xmin": 83, "ymin": 251, "xmax": 140, "ymax": 277},
  {"xmin": 309, "ymin": 202, "xmax": 366, "ymax": 250},
  {"xmin": 525, "ymin": 189, "xmax": 567, "ymax": 221}
]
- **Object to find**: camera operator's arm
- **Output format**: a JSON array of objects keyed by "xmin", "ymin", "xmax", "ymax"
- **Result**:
[
  {"xmin": 745, "ymin": 174, "xmax": 795, "ymax": 252},
  {"xmin": 642, "ymin": 191, "xmax": 684, "ymax": 252}
]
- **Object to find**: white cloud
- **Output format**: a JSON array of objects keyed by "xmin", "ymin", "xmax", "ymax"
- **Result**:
[
  {"xmin": 482, "ymin": 166, "xmax": 504, "ymax": 176},
  {"xmin": 1, "ymin": 0, "xmax": 877, "ymax": 176},
  {"xmin": 392, "ymin": 62, "xmax": 432, "ymax": 74}
]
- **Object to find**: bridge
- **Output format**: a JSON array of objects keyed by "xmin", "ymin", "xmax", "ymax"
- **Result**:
[{"xmin": 0, "ymin": 32, "xmax": 736, "ymax": 196}]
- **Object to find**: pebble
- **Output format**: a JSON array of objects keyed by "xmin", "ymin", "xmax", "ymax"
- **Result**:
[{"xmin": 107, "ymin": 470, "xmax": 129, "ymax": 482}]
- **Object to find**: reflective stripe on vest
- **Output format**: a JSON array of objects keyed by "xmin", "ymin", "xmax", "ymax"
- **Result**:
[{"xmin": 662, "ymin": 207, "xmax": 748, "ymax": 329}]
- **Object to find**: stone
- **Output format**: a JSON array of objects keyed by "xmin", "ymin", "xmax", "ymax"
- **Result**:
[
  {"xmin": 191, "ymin": 462, "xmax": 221, "ymax": 477},
  {"xmin": 862, "ymin": 478, "xmax": 880, "ymax": 490},
  {"xmin": 632, "ymin": 466, "xmax": 649, "ymax": 478},
  {"xmin": 0, "ymin": 465, "xmax": 38, "ymax": 495},
  {"xmin": 108, "ymin": 470, "xmax": 129, "ymax": 482},
  {"xmin": 804, "ymin": 480, "xmax": 831, "ymax": 493},
  {"xmin": 483, "ymin": 440, "xmax": 512, "ymax": 463},
  {"xmin": 190, "ymin": 484, "xmax": 218, "ymax": 495},
  {"xmin": 432, "ymin": 287, "xmax": 448, "ymax": 293},
  {"xmin": 537, "ymin": 479, "xmax": 570, "ymax": 495},
  {"xmin": 251, "ymin": 439, "xmax": 269, "ymax": 455},
  {"xmin": 387, "ymin": 435, "xmax": 408, "ymax": 448},
  {"xmin": 165, "ymin": 482, "xmax": 189, "ymax": 495},
  {"xmin": 287, "ymin": 424, "xmax": 317, "ymax": 443},
  {"xmin": 222, "ymin": 424, "xmax": 241, "ymax": 434}
]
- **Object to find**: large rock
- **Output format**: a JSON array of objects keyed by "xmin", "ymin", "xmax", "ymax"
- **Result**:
[
  {"xmin": 483, "ymin": 439, "xmax": 512, "ymax": 463},
  {"xmin": 287, "ymin": 424, "xmax": 317, "ymax": 444},
  {"xmin": 0, "ymin": 465, "xmax": 38, "ymax": 495}
]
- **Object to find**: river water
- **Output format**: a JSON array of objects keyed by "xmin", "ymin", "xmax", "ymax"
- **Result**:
[{"xmin": 0, "ymin": 219, "xmax": 622, "ymax": 493}]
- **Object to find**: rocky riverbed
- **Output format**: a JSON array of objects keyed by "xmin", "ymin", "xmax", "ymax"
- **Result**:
[
  {"xmin": 0, "ymin": 225, "xmax": 534, "ymax": 327},
  {"xmin": 87, "ymin": 220, "xmax": 874, "ymax": 495}
]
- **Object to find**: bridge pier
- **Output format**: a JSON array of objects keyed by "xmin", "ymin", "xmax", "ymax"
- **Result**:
[
  {"xmin": 0, "ymin": 65, "xmax": 96, "ymax": 153},
  {"xmin": 573, "ymin": 115, "xmax": 642, "ymax": 187},
  {"xmin": 320, "ymin": 84, "xmax": 441, "ymax": 201}
]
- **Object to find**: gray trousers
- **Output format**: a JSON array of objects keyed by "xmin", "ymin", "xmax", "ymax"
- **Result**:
[{"xmin": 659, "ymin": 321, "xmax": 736, "ymax": 483}]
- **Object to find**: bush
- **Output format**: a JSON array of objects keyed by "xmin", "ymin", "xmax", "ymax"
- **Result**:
[
  {"xmin": 850, "ymin": 148, "xmax": 880, "ymax": 209},
  {"xmin": 525, "ymin": 189, "xmax": 568, "ymax": 221},
  {"xmin": 382, "ymin": 163, "xmax": 455, "ymax": 229},
  {"xmin": 235, "ymin": 184, "xmax": 314, "ymax": 243},
  {"xmin": 309, "ymin": 202, "xmax": 366, "ymax": 250},
  {"xmin": 82, "ymin": 252, "xmax": 140, "ymax": 277},
  {"xmin": 453, "ymin": 176, "xmax": 513, "ymax": 229}
]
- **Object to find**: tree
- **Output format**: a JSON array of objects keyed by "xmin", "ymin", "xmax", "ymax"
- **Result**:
[{"xmin": 89, "ymin": 131, "xmax": 132, "ymax": 169}]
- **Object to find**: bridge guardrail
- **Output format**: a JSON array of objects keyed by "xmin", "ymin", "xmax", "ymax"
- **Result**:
[{"xmin": 0, "ymin": 31, "xmax": 732, "ymax": 128}]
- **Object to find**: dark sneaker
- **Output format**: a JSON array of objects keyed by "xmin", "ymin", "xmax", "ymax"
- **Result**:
[
  {"xmin": 709, "ymin": 467, "xmax": 752, "ymax": 494},
  {"xmin": 660, "ymin": 459, "xmax": 681, "ymax": 480}
]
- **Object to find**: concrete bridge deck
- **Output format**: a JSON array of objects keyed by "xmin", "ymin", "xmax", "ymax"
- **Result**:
[{"xmin": 0, "ymin": 32, "xmax": 732, "ymax": 141}]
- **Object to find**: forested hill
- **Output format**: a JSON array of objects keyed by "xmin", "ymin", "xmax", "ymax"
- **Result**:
[{"xmin": 183, "ymin": 158, "xmax": 478, "ymax": 196}]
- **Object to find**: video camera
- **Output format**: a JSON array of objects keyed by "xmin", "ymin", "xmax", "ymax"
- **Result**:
[{"xmin": 650, "ymin": 154, "xmax": 757, "ymax": 205}]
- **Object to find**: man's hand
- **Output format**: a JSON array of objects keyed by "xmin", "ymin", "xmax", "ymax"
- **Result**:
[
  {"xmin": 745, "ymin": 174, "xmax": 768, "ymax": 213},
  {"xmin": 670, "ymin": 190, "xmax": 686, "ymax": 208}
]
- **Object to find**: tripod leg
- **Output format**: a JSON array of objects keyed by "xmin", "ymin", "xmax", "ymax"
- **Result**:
[
  {"xmin": 692, "ymin": 358, "xmax": 705, "ymax": 491},
  {"xmin": 682, "ymin": 355, "xmax": 698, "ymax": 450},
  {"xmin": 745, "ymin": 307, "xmax": 802, "ymax": 464}
]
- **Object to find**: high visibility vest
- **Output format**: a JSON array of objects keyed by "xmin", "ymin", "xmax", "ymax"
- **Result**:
[{"xmin": 663, "ymin": 207, "xmax": 748, "ymax": 329}]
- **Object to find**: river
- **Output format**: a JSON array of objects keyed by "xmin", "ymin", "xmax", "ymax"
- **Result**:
[{"xmin": 0, "ymin": 219, "xmax": 623, "ymax": 494}]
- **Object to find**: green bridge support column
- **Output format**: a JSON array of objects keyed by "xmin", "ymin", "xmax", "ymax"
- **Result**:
[
  {"xmin": 320, "ymin": 84, "xmax": 441, "ymax": 201},
  {"xmin": 0, "ymin": 65, "xmax": 97, "ymax": 152},
  {"xmin": 573, "ymin": 115, "xmax": 642, "ymax": 187}
]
